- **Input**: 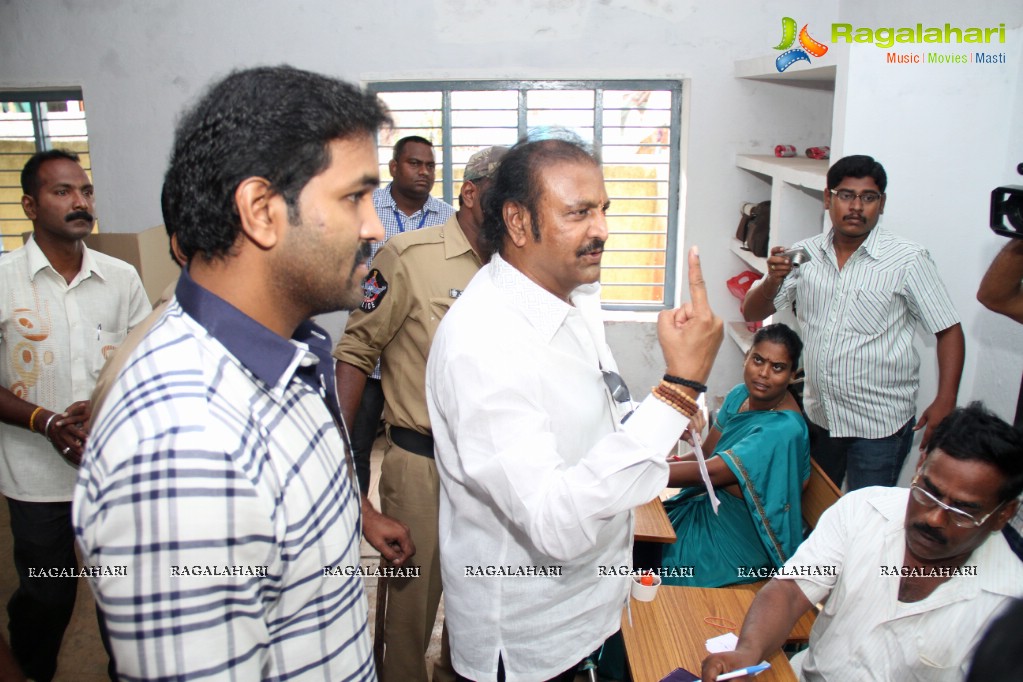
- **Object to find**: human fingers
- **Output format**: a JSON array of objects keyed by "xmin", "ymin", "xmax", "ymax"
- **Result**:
[{"xmin": 686, "ymin": 246, "xmax": 710, "ymax": 313}]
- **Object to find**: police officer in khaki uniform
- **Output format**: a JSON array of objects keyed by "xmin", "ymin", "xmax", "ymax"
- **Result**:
[{"xmin": 334, "ymin": 146, "xmax": 507, "ymax": 682}]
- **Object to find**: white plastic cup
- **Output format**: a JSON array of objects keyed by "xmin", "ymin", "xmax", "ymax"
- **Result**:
[{"xmin": 631, "ymin": 574, "xmax": 662, "ymax": 602}]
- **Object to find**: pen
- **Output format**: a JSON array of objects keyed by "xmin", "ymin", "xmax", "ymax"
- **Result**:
[
  {"xmin": 716, "ymin": 662, "xmax": 771, "ymax": 680},
  {"xmin": 96, "ymin": 324, "xmax": 101, "ymax": 340}
]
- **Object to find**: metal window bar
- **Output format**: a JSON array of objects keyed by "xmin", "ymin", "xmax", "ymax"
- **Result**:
[{"xmin": 368, "ymin": 80, "xmax": 682, "ymax": 309}]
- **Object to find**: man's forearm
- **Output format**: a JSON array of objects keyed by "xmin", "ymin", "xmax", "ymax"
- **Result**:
[
  {"xmin": 733, "ymin": 579, "xmax": 813, "ymax": 661},
  {"xmin": 977, "ymin": 239, "xmax": 1023, "ymax": 323},
  {"xmin": 934, "ymin": 323, "xmax": 965, "ymax": 405},
  {"xmin": 0, "ymin": 386, "xmax": 55, "ymax": 434},
  {"xmin": 741, "ymin": 277, "xmax": 779, "ymax": 322},
  {"xmin": 335, "ymin": 360, "xmax": 370, "ymax": 431}
]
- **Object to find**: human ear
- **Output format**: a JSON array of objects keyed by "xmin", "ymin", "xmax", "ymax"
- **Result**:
[
  {"xmin": 234, "ymin": 177, "xmax": 284, "ymax": 251},
  {"xmin": 21, "ymin": 195, "xmax": 37, "ymax": 221},
  {"xmin": 503, "ymin": 201, "xmax": 530, "ymax": 248}
]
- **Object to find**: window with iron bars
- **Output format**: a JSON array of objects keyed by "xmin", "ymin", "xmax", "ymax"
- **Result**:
[
  {"xmin": 0, "ymin": 90, "xmax": 91, "ymax": 253},
  {"xmin": 367, "ymin": 80, "xmax": 682, "ymax": 310}
]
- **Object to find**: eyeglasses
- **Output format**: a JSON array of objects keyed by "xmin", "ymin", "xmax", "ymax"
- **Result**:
[
  {"xmin": 910, "ymin": 475, "xmax": 1006, "ymax": 528},
  {"xmin": 829, "ymin": 189, "xmax": 883, "ymax": 204},
  {"xmin": 602, "ymin": 370, "xmax": 632, "ymax": 404}
]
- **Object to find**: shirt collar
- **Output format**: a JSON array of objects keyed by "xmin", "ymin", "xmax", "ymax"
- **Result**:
[
  {"xmin": 442, "ymin": 214, "xmax": 479, "ymax": 263},
  {"xmin": 174, "ymin": 268, "xmax": 331, "ymax": 393},
  {"xmin": 823, "ymin": 225, "xmax": 884, "ymax": 261},
  {"xmin": 873, "ymin": 487, "xmax": 1023, "ymax": 598},
  {"xmin": 375, "ymin": 183, "xmax": 446, "ymax": 217},
  {"xmin": 489, "ymin": 252, "xmax": 588, "ymax": 342},
  {"xmin": 25, "ymin": 235, "xmax": 104, "ymax": 284}
]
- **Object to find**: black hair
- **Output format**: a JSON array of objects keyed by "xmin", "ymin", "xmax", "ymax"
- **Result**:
[
  {"xmin": 751, "ymin": 323, "xmax": 803, "ymax": 368},
  {"xmin": 480, "ymin": 137, "xmax": 598, "ymax": 255},
  {"xmin": 925, "ymin": 402, "xmax": 1023, "ymax": 502},
  {"xmin": 826, "ymin": 154, "xmax": 887, "ymax": 193},
  {"xmin": 162, "ymin": 65, "xmax": 390, "ymax": 262},
  {"xmin": 21, "ymin": 149, "xmax": 81, "ymax": 198},
  {"xmin": 392, "ymin": 135, "xmax": 433, "ymax": 161}
]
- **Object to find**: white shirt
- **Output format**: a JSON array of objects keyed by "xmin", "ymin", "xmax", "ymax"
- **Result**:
[
  {"xmin": 0, "ymin": 236, "xmax": 150, "ymax": 501},
  {"xmin": 779, "ymin": 487, "xmax": 1023, "ymax": 681},
  {"xmin": 774, "ymin": 227, "xmax": 959, "ymax": 438},
  {"xmin": 426, "ymin": 253, "xmax": 687, "ymax": 681}
]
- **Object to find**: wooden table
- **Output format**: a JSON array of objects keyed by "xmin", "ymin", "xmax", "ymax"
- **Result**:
[
  {"xmin": 620, "ymin": 585, "xmax": 797, "ymax": 682},
  {"xmin": 634, "ymin": 498, "xmax": 676, "ymax": 543}
]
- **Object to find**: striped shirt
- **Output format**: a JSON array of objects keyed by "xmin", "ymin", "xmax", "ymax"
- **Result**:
[
  {"xmin": 365, "ymin": 184, "xmax": 454, "ymax": 380},
  {"xmin": 774, "ymin": 227, "xmax": 959, "ymax": 438},
  {"xmin": 74, "ymin": 270, "xmax": 373, "ymax": 681}
]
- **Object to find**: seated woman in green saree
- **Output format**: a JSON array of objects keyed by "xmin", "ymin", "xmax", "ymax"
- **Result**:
[{"xmin": 661, "ymin": 322, "xmax": 810, "ymax": 587}]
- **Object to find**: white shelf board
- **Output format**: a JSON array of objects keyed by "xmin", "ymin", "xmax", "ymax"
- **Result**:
[
  {"xmin": 734, "ymin": 55, "xmax": 836, "ymax": 90},
  {"xmin": 729, "ymin": 239, "xmax": 767, "ymax": 273},
  {"xmin": 726, "ymin": 321, "xmax": 756, "ymax": 355},
  {"xmin": 735, "ymin": 154, "xmax": 828, "ymax": 192}
]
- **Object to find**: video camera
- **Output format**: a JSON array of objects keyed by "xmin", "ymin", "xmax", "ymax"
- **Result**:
[{"xmin": 990, "ymin": 162, "xmax": 1023, "ymax": 239}]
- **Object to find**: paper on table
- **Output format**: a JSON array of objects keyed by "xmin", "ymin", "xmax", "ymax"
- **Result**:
[
  {"xmin": 691, "ymin": 431, "xmax": 720, "ymax": 515},
  {"xmin": 706, "ymin": 632, "xmax": 739, "ymax": 653}
]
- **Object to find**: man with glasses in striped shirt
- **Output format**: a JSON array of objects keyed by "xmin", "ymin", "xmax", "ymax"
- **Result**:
[{"xmin": 743, "ymin": 154, "xmax": 965, "ymax": 491}]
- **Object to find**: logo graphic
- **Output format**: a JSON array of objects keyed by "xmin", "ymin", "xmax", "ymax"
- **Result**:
[
  {"xmin": 360, "ymin": 269, "xmax": 389, "ymax": 313},
  {"xmin": 773, "ymin": 17, "xmax": 829, "ymax": 72}
]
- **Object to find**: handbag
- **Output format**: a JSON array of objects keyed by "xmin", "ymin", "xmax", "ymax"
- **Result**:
[{"xmin": 735, "ymin": 200, "xmax": 771, "ymax": 257}]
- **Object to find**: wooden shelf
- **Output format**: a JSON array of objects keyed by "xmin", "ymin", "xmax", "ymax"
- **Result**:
[
  {"xmin": 734, "ymin": 55, "xmax": 836, "ymax": 90},
  {"xmin": 729, "ymin": 239, "xmax": 767, "ymax": 273},
  {"xmin": 735, "ymin": 154, "xmax": 828, "ymax": 193},
  {"xmin": 726, "ymin": 321, "xmax": 756, "ymax": 354}
]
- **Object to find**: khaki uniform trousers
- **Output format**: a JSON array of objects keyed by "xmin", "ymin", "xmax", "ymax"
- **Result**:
[{"xmin": 378, "ymin": 430, "xmax": 455, "ymax": 682}]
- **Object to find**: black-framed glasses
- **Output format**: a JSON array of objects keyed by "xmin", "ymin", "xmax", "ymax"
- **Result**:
[
  {"xmin": 830, "ymin": 188, "xmax": 883, "ymax": 205},
  {"xmin": 910, "ymin": 475, "xmax": 1006, "ymax": 528}
]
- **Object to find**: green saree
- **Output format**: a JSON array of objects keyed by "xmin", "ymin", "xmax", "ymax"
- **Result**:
[{"xmin": 660, "ymin": 384, "xmax": 810, "ymax": 587}]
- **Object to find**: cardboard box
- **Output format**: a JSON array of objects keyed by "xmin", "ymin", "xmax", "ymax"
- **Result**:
[{"xmin": 84, "ymin": 225, "xmax": 179, "ymax": 305}]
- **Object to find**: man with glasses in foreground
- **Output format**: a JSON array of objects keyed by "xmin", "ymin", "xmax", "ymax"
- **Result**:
[
  {"xmin": 701, "ymin": 402, "xmax": 1023, "ymax": 682},
  {"xmin": 742, "ymin": 154, "xmax": 965, "ymax": 491}
]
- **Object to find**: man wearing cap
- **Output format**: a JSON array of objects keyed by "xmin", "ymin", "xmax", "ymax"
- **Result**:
[
  {"xmin": 349, "ymin": 136, "xmax": 456, "ymax": 493},
  {"xmin": 335, "ymin": 146, "xmax": 507, "ymax": 682}
]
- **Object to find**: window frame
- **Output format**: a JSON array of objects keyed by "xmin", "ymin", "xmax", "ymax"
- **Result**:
[{"xmin": 367, "ymin": 79, "xmax": 683, "ymax": 310}]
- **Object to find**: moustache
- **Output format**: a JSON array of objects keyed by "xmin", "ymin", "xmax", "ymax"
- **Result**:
[
  {"xmin": 65, "ymin": 211, "xmax": 94, "ymax": 223},
  {"xmin": 911, "ymin": 523, "xmax": 947, "ymax": 546},
  {"xmin": 353, "ymin": 241, "xmax": 373, "ymax": 271},
  {"xmin": 575, "ymin": 239, "xmax": 605, "ymax": 258}
]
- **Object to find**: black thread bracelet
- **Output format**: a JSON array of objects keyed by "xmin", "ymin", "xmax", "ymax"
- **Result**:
[{"xmin": 663, "ymin": 374, "xmax": 707, "ymax": 393}]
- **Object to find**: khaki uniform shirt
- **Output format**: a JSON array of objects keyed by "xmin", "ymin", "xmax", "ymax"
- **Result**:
[{"xmin": 334, "ymin": 214, "xmax": 482, "ymax": 435}]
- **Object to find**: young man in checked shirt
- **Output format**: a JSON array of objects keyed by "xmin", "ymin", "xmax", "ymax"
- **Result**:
[{"xmin": 74, "ymin": 66, "xmax": 411, "ymax": 681}]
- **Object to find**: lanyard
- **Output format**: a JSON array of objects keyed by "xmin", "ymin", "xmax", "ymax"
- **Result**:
[{"xmin": 392, "ymin": 208, "xmax": 429, "ymax": 233}]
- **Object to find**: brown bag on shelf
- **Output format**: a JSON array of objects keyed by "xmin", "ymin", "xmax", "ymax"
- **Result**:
[{"xmin": 736, "ymin": 200, "xmax": 771, "ymax": 257}]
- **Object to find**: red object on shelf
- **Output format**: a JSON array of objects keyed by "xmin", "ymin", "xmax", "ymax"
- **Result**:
[
  {"xmin": 727, "ymin": 271, "xmax": 765, "ymax": 334},
  {"xmin": 806, "ymin": 146, "xmax": 831, "ymax": 160},
  {"xmin": 727, "ymin": 270, "xmax": 762, "ymax": 301},
  {"xmin": 774, "ymin": 145, "xmax": 796, "ymax": 158}
]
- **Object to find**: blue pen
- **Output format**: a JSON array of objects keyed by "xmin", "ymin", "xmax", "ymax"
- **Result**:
[{"xmin": 716, "ymin": 662, "xmax": 771, "ymax": 680}]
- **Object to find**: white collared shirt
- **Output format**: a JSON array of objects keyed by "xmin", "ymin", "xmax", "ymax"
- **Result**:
[
  {"xmin": 779, "ymin": 486, "xmax": 1023, "ymax": 681},
  {"xmin": 426, "ymin": 253, "xmax": 687, "ymax": 681},
  {"xmin": 0, "ymin": 236, "xmax": 150, "ymax": 500},
  {"xmin": 774, "ymin": 227, "xmax": 960, "ymax": 438}
]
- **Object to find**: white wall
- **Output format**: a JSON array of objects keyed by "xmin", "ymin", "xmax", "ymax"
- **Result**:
[{"xmin": 2, "ymin": 0, "xmax": 1021, "ymax": 423}]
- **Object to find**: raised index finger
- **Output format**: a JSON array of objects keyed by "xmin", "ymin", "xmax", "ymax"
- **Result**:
[{"xmin": 687, "ymin": 245, "xmax": 710, "ymax": 312}]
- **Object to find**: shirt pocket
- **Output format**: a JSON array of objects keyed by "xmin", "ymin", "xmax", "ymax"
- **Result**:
[
  {"xmin": 426, "ymin": 296, "xmax": 455, "ymax": 342},
  {"xmin": 88, "ymin": 327, "xmax": 128, "ymax": 380},
  {"xmin": 846, "ymin": 288, "xmax": 894, "ymax": 336}
]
